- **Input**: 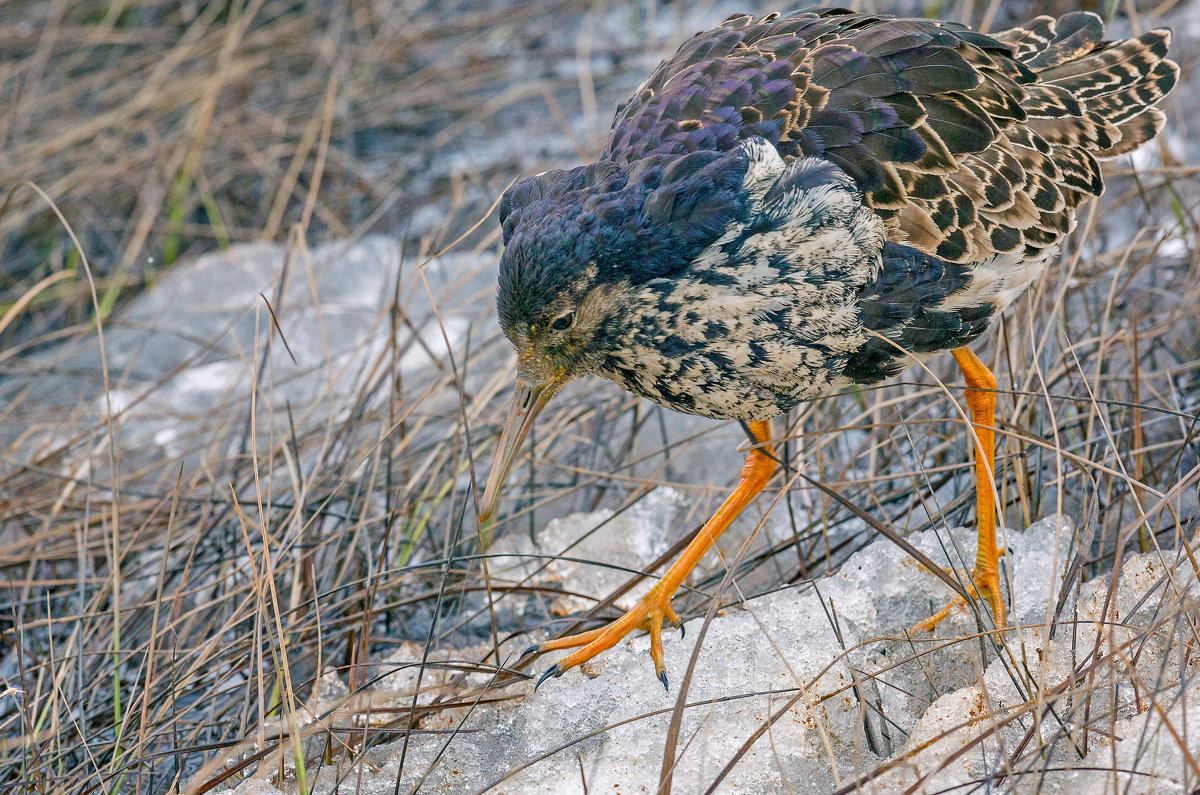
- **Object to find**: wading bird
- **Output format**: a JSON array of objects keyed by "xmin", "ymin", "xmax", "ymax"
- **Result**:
[{"xmin": 478, "ymin": 8, "xmax": 1177, "ymax": 689}]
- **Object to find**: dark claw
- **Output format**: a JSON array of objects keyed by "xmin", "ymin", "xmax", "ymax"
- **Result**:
[
  {"xmin": 535, "ymin": 664, "xmax": 559, "ymax": 691},
  {"xmin": 521, "ymin": 643, "xmax": 541, "ymax": 659},
  {"xmin": 678, "ymin": 622, "xmax": 685, "ymax": 640},
  {"xmin": 658, "ymin": 670, "xmax": 669, "ymax": 692}
]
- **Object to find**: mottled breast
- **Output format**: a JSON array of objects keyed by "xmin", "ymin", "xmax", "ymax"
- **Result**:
[{"xmin": 595, "ymin": 143, "xmax": 886, "ymax": 420}]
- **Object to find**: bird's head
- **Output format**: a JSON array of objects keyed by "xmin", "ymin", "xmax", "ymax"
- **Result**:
[
  {"xmin": 478, "ymin": 141, "xmax": 872, "ymax": 524},
  {"xmin": 477, "ymin": 247, "xmax": 627, "ymax": 528},
  {"xmin": 479, "ymin": 161, "xmax": 650, "ymax": 524}
]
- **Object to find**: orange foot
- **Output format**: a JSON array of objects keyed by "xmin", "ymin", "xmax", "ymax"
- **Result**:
[
  {"xmin": 523, "ymin": 421, "xmax": 775, "ymax": 691},
  {"xmin": 912, "ymin": 564, "xmax": 1006, "ymax": 633},
  {"xmin": 526, "ymin": 582, "xmax": 684, "ymax": 691}
]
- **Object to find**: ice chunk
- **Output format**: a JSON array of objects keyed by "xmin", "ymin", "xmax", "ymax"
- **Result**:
[{"xmin": 216, "ymin": 514, "xmax": 1200, "ymax": 795}]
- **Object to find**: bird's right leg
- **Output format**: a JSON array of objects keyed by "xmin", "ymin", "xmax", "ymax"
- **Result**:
[{"xmin": 526, "ymin": 421, "xmax": 776, "ymax": 690}]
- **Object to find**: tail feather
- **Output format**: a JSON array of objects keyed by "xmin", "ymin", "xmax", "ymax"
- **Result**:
[
  {"xmin": 1012, "ymin": 19, "xmax": 1176, "ymax": 135},
  {"xmin": 1082, "ymin": 59, "xmax": 1179, "ymax": 125},
  {"xmin": 1022, "ymin": 12, "xmax": 1105, "ymax": 71},
  {"xmin": 1039, "ymin": 30, "xmax": 1172, "ymax": 98},
  {"xmin": 995, "ymin": 12, "xmax": 1177, "ymax": 194},
  {"xmin": 1095, "ymin": 107, "xmax": 1166, "ymax": 160},
  {"xmin": 1020, "ymin": 83, "xmax": 1084, "ymax": 118},
  {"xmin": 1025, "ymin": 111, "xmax": 1117, "ymax": 149},
  {"xmin": 1048, "ymin": 145, "xmax": 1105, "ymax": 195},
  {"xmin": 992, "ymin": 15, "xmax": 1057, "ymax": 61}
]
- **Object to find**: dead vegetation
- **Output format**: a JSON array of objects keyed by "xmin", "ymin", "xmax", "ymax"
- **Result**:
[{"xmin": 1, "ymin": 0, "xmax": 1199, "ymax": 793}]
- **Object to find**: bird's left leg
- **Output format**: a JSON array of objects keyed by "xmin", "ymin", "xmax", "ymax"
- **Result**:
[
  {"xmin": 914, "ymin": 347, "xmax": 1006, "ymax": 632},
  {"xmin": 529, "ymin": 421, "xmax": 776, "ymax": 689}
]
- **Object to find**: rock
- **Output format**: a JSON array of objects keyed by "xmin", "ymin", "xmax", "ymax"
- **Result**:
[
  {"xmin": 871, "ymin": 546, "xmax": 1200, "ymax": 795},
  {"xmin": 227, "ymin": 516, "xmax": 1066, "ymax": 793},
  {"xmin": 1051, "ymin": 676, "xmax": 1200, "ymax": 795},
  {"xmin": 376, "ymin": 641, "xmax": 498, "ymax": 706},
  {"xmin": 222, "ymin": 512, "xmax": 1200, "ymax": 795}
]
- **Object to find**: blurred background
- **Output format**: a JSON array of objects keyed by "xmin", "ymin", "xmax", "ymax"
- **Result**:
[
  {"xmin": 2, "ymin": 0, "xmax": 1161, "ymax": 347},
  {"xmin": 1, "ymin": 1, "xmax": 1197, "ymax": 793}
]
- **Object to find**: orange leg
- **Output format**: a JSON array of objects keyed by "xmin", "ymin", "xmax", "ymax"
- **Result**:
[
  {"xmin": 914, "ymin": 347, "xmax": 1006, "ymax": 632},
  {"xmin": 529, "ymin": 421, "xmax": 776, "ymax": 690}
]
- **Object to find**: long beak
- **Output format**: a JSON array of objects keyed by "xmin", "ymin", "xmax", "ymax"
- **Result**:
[{"xmin": 478, "ymin": 377, "xmax": 560, "ymax": 526}]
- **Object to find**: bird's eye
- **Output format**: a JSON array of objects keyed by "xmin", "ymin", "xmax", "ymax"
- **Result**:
[{"xmin": 550, "ymin": 312, "xmax": 575, "ymax": 332}]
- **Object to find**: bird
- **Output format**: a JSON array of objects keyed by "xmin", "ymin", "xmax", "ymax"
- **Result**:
[{"xmin": 477, "ymin": 7, "xmax": 1178, "ymax": 690}]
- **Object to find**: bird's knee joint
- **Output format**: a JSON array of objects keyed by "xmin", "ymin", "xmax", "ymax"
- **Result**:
[
  {"xmin": 964, "ymin": 365, "xmax": 998, "ymax": 394},
  {"xmin": 741, "ymin": 447, "xmax": 776, "ymax": 480},
  {"xmin": 963, "ymin": 388, "xmax": 995, "ymax": 415}
]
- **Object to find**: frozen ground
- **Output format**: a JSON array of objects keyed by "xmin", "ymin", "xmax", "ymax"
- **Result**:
[{"xmin": 217, "ymin": 500, "xmax": 1200, "ymax": 794}]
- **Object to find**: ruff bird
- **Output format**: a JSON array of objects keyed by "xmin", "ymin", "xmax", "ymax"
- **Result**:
[{"xmin": 478, "ymin": 8, "xmax": 1177, "ymax": 689}]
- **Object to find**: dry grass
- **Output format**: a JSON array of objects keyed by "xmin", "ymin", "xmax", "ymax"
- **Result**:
[{"xmin": 1, "ymin": 0, "xmax": 1199, "ymax": 793}]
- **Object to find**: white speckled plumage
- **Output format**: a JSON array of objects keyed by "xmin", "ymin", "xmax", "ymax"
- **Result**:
[
  {"xmin": 937, "ymin": 247, "xmax": 1058, "ymax": 315},
  {"xmin": 598, "ymin": 148, "xmax": 886, "ymax": 419}
]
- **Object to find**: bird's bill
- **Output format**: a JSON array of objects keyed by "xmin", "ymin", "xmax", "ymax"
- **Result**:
[{"xmin": 478, "ymin": 377, "xmax": 560, "ymax": 526}]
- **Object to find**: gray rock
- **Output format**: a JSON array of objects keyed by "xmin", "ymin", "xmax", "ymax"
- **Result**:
[
  {"xmin": 219, "ymin": 504, "xmax": 1200, "ymax": 795},
  {"xmin": 226, "ymin": 511, "xmax": 1074, "ymax": 793},
  {"xmin": 489, "ymin": 487, "xmax": 692, "ymax": 617}
]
